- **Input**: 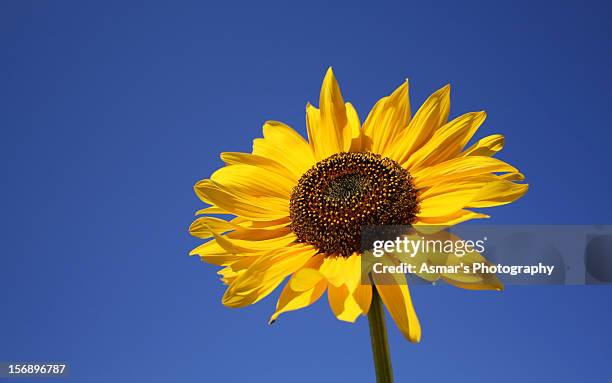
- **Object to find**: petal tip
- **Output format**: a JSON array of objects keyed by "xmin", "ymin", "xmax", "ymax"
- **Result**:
[{"xmin": 324, "ymin": 67, "xmax": 335, "ymax": 80}]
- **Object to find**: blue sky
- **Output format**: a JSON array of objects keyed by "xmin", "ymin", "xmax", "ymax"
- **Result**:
[{"xmin": 1, "ymin": 1, "xmax": 611, "ymax": 382}]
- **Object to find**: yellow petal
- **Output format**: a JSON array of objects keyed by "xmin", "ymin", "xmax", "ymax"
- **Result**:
[
  {"xmin": 418, "ymin": 174, "xmax": 528, "ymax": 218},
  {"xmin": 189, "ymin": 231, "xmax": 296, "ymax": 257},
  {"xmin": 319, "ymin": 254, "xmax": 361, "ymax": 290},
  {"xmin": 288, "ymin": 254, "xmax": 326, "ymax": 291},
  {"xmin": 461, "ymin": 134, "xmax": 504, "ymax": 157},
  {"xmin": 440, "ymin": 275, "xmax": 504, "ymax": 291},
  {"xmin": 210, "ymin": 164, "xmax": 295, "ymax": 199},
  {"xmin": 308, "ymin": 68, "xmax": 348, "ymax": 159},
  {"xmin": 317, "ymin": 254, "xmax": 364, "ymax": 322},
  {"xmin": 415, "ymin": 209, "xmax": 489, "ymax": 226},
  {"xmin": 320, "ymin": 68, "xmax": 347, "ymax": 144},
  {"xmin": 468, "ymin": 178, "xmax": 529, "ymax": 208},
  {"xmin": 426, "ymin": 232, "xmax": 504, "ymax": 291},
  {"xmin": 192, "ymin": 245, "xmax": 256, "ymax": 266},
  {"xmin": 269, "ymin": 278, "xmax": 327, "ymax": 323},
  {"xmin": 389, "ymin": 84, "xmax": 450, "ymax": 163},
  {"xmin": 194, "ymin": 180, "xmax": 288, "ymax": 220},
  {"xmin": 305, "ymin": 103, "xmax": 321, "ymax": 154},
  {"xmin": 227, "ymin": 253, "xmax": 261, "ymax": 273},
  {"xmin": 290, "ymin": 268, "xmax": 325, "ymax": 292},
  {"xmin": 231, "ymin": 217, "xmax": 291, "ymax": 229},
  {"xmin": 218, "ymin": 266, "xmax": 243, "ymax": 285},
  {"xmin": 418, "ymin": 176, "xmax": 493, "ymax": 199},
  {"xmin": 372, "ymin": 273, "xmax": 421, "ymax": 343},
  {"xmin": 362, "ymin": 81, "xmax": 410, "ymax": 155},
  {"xmin": 391, "ymin": 230, "xmax": 503, "ymax": 290},
  {"xmin": 222, "ymin": 245, "xmax": 316, "ymax": 307},
  {"xmin": 318, "ymin": 256, "xmax": 345, "ymax": 287},
  {"xmin": 405, "ymin": 111, "xmax": 486, "ymax": 171},
  {"xmin": 345, "ymin": 102, "xmax": 362, "ymax": 152},
  {"xmin": 412, "ymin": 156, "xmax": 518, "ymax": 189},
  {"xmin": 220, "ymin": 152, "xmax": 297, "ymax": 182},
  {"xmin": 189, "ymin": 219, "xmax": 293, "ymax": 257},
  {"xmin": 327, "ymin": 284, "xmax": 363, "ymax": 323},
  {"xmin": 215, "ymin": 231, "xmax": 296, "ymax": 254},
  {"xmin": 189, "ymin": 216, "xmax": 235, "ymax": 239},
  {"xmin": 269, "ymin": 254, "xmax": 327, "ymax": 322},
  {"xmin": 195, "ymin": 206, "xmax": 227, "ymax": 215},
  {"xmin": 499, "ymin": 172, "xmax": 525, "ymax": 182},
  {"xmin": 253, "ymin": 121, "xmax": 316, "ymax": 177},
  {"xmin": 418, "ymin": 188, "xmax": 482, "ymax": 217},
  {"xmin": 353, "ymin": 283, "xmax": 372, "ymax": 314},
  {"xmin": 226, "ymin": 225, "xmax": 291, "ymax": 241}
]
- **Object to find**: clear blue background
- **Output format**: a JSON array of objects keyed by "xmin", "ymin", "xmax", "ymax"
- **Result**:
[{"xmin": 1, "ymin": 1, "xmax": 611, "ymax": 382}]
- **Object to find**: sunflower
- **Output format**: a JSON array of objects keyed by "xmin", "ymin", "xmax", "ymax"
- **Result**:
[{"xmin": 189, "ymin": 68, "xmax": 527, "ymax": 344}]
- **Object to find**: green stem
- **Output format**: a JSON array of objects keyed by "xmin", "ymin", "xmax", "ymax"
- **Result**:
[{"xmin": 368, "ymin": 286, "xmax": 394, "ymax": 383}]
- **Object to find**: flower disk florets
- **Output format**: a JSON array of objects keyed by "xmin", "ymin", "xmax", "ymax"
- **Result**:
[{"xmin": 289, "ymin": 152, "xmax": 419, "ymax": 257}]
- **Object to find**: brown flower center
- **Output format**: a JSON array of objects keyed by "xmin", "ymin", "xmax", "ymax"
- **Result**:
[{"xmin": 289, "ymin": 152, "xmax": 419, "ymax": 257}]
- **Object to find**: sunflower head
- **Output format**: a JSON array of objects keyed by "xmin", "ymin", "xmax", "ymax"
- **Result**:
[{"xmin": 190, "ymin": 67, "xmax": 528, "ymax": 343}]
